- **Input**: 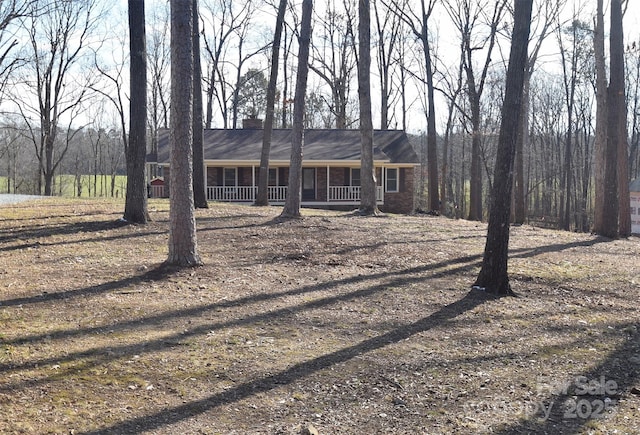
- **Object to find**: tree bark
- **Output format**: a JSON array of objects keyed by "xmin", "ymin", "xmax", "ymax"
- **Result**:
[
  {"xmin": 611, "ymin": 0, "xmax": 630, "ymax": 237},
  {"xmin": 167, "ymin": 0, "xmax": 202, "ymax": 266},
  {"xmin": 422, "ymin": 3, "xmax": 438, "ymax": 213},
  {"xmin": 358, "ymin": 0, "xmax": 378, "ymax": 215},
  {"xmin": 593, "ymin": 0, "xmax": 607, "ymax": 235},
  {"xmin": 450, "ymin": 0, "xmax": 506, "ymax": 222},
  {"xmin": 125, "ymin": 0, "xmax": 149, "ymax": 224},
  {"xmin": 280, "ymin": 0, "xmax": 312, "ymax": 219},
  {"xmin": 473, "ymin": 0, "xmax": 532, "ymax": 296},
  {"xmin": 256, "ymin": 0, "xmax": 287, "ymax": 207},
  {"xmin": 467, "ymin": 91, "xmax": 483, "ymax": 221},
  {"xmin": 512, "ymin": 77, "xmax": 528, "ymax": 224},
  {"xmin": 192, "ymin": 0, "xmax": 208, "ymax": 209}
]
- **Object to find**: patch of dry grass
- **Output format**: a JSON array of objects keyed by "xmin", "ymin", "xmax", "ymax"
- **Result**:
[{"xmin": 0, "ymin": 198, "xmax": 639, "ymax": 434}]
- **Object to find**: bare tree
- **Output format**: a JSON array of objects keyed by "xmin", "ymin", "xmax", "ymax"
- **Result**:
[
  {"xmin": 445, "ymin": 0, "xmax": 508, "ymax": 221},
  {"xmin": 256, "ymin": 0, "xmax": 288, "ymax": 207},
  {"xmin": 309, "ymin": 0, "xmax": 357, "ymax": 129},
  {"xmin": 614, "ymin": 0, "xmax": 630, "ymax": 237},
  {"xmin": 201, "ymin": 0, "xmax": 266, "ymax": 129},
  {"xmin": 0, "ymin": 123, "xmax": 28, "ymax": 194},
  {"xmin": 384, "ymin": 0, "xmax": 438, "ymax": 211},
  {"xmin": 201, "ymin": 0, "xmax": 253, "ymax": 128},
  {"xmin": 598, "ymin": 0, "xmax": 630, "ymax": 238},
  {"xmin": 417, "ymin": 0, "xmax": 439, "ymax": 213},
  {"xmin": 373, "ymin": 0, "xmax": 402, "ymax": 130},
  {"xmin": 358, "ymin": 0, "xmax": 377, "ymax": 215},
  {"xmin": 0, "ymin": 1, "xmax": 35, "ymax": 102},
  {"xmin": 16, "ymin": 0, "xmax": 100, "ymax": 196},
  {"xmin": 280, "ymin": 0, "xmax": 313, "ymax": 219},
  {"xmin": 557, "ymin": 16, "xmax": 591, "ymax": 231},
  {"xmin": 192, "ymin": 0, "xmax": 208, "ymax": 209},
  {"xmin": 125, "ymin": 0, "xmax": 149, "ymax": 224},
  {"xmin": 438, "ymin": 48, "xmax": 465, "ymax": 216},
  {"xmin": 167, "ymin": 0, "xmax": 202, "ymax": 266},
  {"xmin": 593, "ymin": 0, "xmax": 607, "ymax": 234},
  {"xmin": 90, "ymin": 31, "xmax": 131, "ymax": 198},
  {"xmin": 512, "ymin": 0, "xmax": 565, "ymax": 224},
  {"xmin": 280, "ymin": 23, "xmax": 296, "ymax": 128},
  {"xmin": 627, "ymin": 38, "xmax": 640, "ymax": 182},
  {"xmin": 473, "ymin": 0, "xmax": 532, "ymax": 296},
  {"xmin": 147, "ymin": 1, "xmax": 170, "ymax": 180},
  {"xmin": 229, "ymin": 39, "xmax": 270, "ymax": 129}
]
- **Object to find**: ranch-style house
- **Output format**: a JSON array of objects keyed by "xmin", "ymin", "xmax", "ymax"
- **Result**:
[{"xmin": 148, "ymin": 123, "xmax": 419, "ymax": 214}]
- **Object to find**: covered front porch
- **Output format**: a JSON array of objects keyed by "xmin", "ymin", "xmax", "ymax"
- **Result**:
[{"xmin": 206, "ymin": 165, "xmax": 386, "ymax": 205}]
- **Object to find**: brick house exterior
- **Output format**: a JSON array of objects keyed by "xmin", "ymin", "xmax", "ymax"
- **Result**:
[{"xmin": 150, "ymin": 128, "xmax": 419, "ymax": 214}]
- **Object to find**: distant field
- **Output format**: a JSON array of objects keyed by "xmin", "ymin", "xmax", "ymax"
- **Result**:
[{"xmin": 0, "ymin": 175, "xmax": 127, "ymax": 198}]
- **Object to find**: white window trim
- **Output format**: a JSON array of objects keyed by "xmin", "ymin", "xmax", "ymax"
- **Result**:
[
  {"xmin": 385, "ymin": 167, "xmax": 399, "ymax": 193},
  {"xmin": 268, "ymin": 167, "xmax": 278, "ymax": 186},
  {"xmin": 223, "ymin": 167, "xmax": 238, "ymax": 187},
  {"xmin": 350, "ymin": 168, "xmax": 361, "ymax": 186}
]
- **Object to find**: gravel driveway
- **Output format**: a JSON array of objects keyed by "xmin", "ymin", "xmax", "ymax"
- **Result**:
[{"xmin": 0, "ymin": 194, "xmax": 43, "ymax": 205}]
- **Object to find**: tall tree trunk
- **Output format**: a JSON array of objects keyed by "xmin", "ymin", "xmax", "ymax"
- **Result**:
[
  {"xmin": 599, "ymin": 0, "xmax": 629, "ymax": 239},
  {"xmin": 468, "ymin": 94, "xmax": 483, "ymax": 221},
  {"xmin": 256, "ymin": 0, "xmax": 287, "ymax": 206},
  {"xmin": 43, "ymin": 133, "xmax": 55, "ymax": 196},
  {"xmin": 602, "ymin": 90, "xmax": 620, "ymax": 238},
  {"xmin": 512, "ymin": 76, "xmax": 529, "ymax": 224},
  {"xmin": 124, "ymin": 0, "xmax": 149, "ymax": 224},
  {"xmin": 593, "ymin": 0, "xmax": 607, "ymax": 234},
  {"xmin": 192, "ymin": 0, "xmax": 208, "ymax": 209},
  {"xmin": 167, "ymin": 0, "xmax": 202, "ymax": 266},
  {"xmin": 358, "ymin": 0, "xmax": 377, "ymax": 215},
  {"xmin": 563, "ymin": 123, "xmax": 572, "ymax": 230},
  {"xmin": 473, "ymin": 0, "xmax": 532, "ymax": 296},
  {"xmin": 612, "ymin": 0, "xmax": 630, "ymax": 237},
  {"xmin": 280, "ymin": 0, "xmax": 312, "ymax": 218},
  {"xmin": 422, "ymin": 3, "xmax": 438, "ymax": 213}
]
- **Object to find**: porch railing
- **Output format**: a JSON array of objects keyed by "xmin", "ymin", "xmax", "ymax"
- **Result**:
[
  {"xmin": 205, "ymin": 185, "xmax": 382, "ymax": 202},
  {"xmin": 206, "ymin": 186, "xmax": 288, "ymax": 202},
  {"xmin": 207, "ymin": 186, "xmax": 255, "ymax": 201},
  {"xmin": 267, "ymin": 186, "xmax": 288, "ymax": 202},
  {"xmin": 328, "ymin": 185, "xmax": 383, "ymax": 201}
]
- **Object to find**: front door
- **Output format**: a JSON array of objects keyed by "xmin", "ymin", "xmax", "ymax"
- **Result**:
[{"xmin": 302, "ymin": 168, "xmax": 316, "ymax": 201}]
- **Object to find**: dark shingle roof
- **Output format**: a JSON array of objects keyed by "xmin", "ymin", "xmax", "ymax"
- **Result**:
[{"xmin": 153, "ymin": 129, "xmax": 418, "ymax": 164}]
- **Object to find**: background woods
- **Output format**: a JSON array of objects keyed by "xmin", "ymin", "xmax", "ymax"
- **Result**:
[{"xmin": 0, "ymin": 0, "xmax": 637, "ymax": 232}]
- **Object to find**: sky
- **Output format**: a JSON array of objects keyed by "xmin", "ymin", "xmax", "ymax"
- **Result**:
[{"xmin": 28, "ymin": 0, "xmax": 640, "ymax": 135}]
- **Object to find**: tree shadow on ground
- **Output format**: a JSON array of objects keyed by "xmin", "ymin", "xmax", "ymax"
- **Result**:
[
  {"xmin": 0, "ymin": 251, "xmax": 484, "ymax": 374},
  {"xmin": 0, "ymin": 220, "xmax": 623, "ymax": 433},
  {"xmin": 0, "ymin": 263, "xmax": 173, "ymax": 308},
  {"xmin": 0, "ymin": 219, "xmax": 161, "ymax": 252},
  {"xmin": 0, "ymin": 234, "xmax": 613, "ymax": 344},
  {"xmin": 80, "ymin": 290, "xmax": 493, "ymax": 435},
  {"xmin": 493, "ymin": 326, "xmax": 640, "ymax": 434}
]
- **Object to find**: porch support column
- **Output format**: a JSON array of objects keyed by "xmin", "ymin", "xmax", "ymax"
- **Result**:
[
  {"xmin": 326, "ymin": 165, "xmax": 330, "ymax": 202},
  {"xmin": 252, "ymin": 165, "xmax": 256, "ymax": 201},
  {"xmin": 204, "ymin": 164, "xmax": 208, "ymax": 200}
]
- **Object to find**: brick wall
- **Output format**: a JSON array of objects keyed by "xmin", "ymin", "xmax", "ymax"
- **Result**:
[{"xmin": 381, "ymin": 167, "xmax": 415, "ymax": 214}]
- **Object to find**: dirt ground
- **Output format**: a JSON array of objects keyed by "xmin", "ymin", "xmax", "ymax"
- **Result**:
[{"xmin": 0, "ymin": 198, "xmax": 639, "ymax": 435}]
